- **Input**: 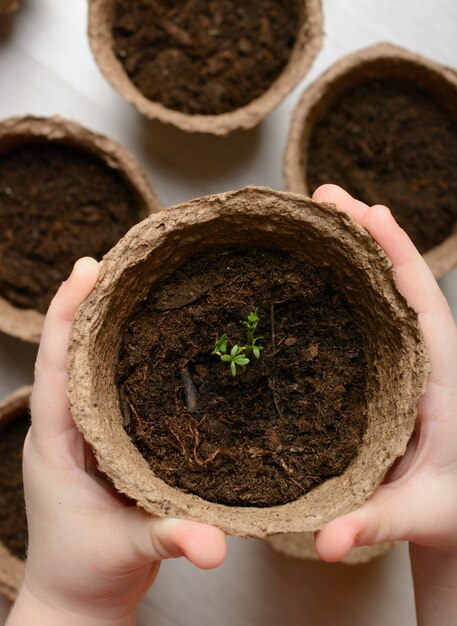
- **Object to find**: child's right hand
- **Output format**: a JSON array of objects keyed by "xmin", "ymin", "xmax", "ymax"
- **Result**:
[
  {"xmin": 311, "ymin": 185, "xmax": 457, "ymax": 561},
  {"xmin": 312, "ymin": 185, "xmax": 457, "ymax": 625}
]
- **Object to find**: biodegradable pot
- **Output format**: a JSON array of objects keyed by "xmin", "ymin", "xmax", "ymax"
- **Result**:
[
  {"xmin": 67, "ymin": 186, "xmax": 428, "ymax": 537},
  {"xmin": 88, "ymin": 0, "xmax": 323, "ymax": 135},
  {"xmin": 268, "ymin": 532, "xmax": 391, "ymax": 565},
  {"xmin": 0, "ymin": 386, "xmax": 31, "ymax": 601},
  {"xmin": 0, "ymin": 115, "xmax": 160, "ymax": 344},
  {"xmin": 0, "ymin": 0, "xmax": 19, "ymax": 14},
  {"xmin": 284, "ymin": 43, "xmax": 457, "ymax": 279}
]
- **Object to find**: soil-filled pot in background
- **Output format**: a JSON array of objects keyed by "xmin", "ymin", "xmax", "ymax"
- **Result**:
[
  {"xmin": 67, "ymin": 187, "xmax": 428, "ymax": 537},
  {"xmin": 88, "ymin": 0, "xmax": 323, "ymax": 135},
  {"xmin": 284, "ymin": 43, "xmax": 457, "ymax": 279},
  {"xmin": 0, "ymin": 116, "xmax": 160, "ymax": 343},
  {"xmin": 268, "ymin": 532, "xmax": 391, "ymax": 565},
  {"xmin": 0, "ymin": 386, "xmax": 31, "ymax": 601}
]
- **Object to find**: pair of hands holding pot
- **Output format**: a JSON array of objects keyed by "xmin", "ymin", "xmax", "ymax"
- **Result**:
[{"xmin": 8, "ymin": 185, "xmax": 457, "ymax": 625}]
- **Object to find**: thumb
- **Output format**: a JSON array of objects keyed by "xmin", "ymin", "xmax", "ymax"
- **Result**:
[
  {"xmin": 315, "ymin": 479, "xmax": 429, "ymax": 562},
  {"xmin": 107, "ymin": 507, "xmax": 227, "ymax": 572}
]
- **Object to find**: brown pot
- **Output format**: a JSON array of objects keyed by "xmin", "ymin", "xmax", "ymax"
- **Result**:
[
  {"xmin": 284, "ymin": 43, "xmax": 457, "ymax": 279},
  {"xmin": 88, "ymin": 0, "xmax": 324, "ymax": 135},
  {"xmin": 67, "ymin": 186, "xmax": 428, "ymax": 537},
  {"xmin": 0, "ymin": 386, "xmax": 31, "ymax": 601},
  {"xmin": 0, "ymin": 0, "xmax": 19, "ymax": 14},
  {"xmin": 268, "ymin": 532, "xmax": 391, "ymax": 565},
  {"xmin": 0, "ymin": 115, "xmax": 160, "ymax": 344}
]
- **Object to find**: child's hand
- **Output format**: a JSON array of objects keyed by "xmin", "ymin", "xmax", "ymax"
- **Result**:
[
  {"xmin": 11, "ymin": 258, "xmax": 226, "ymax": 626},
  {"xmin": 311, "ymin": 185, "xmax": 457, "ymax": 561},
  {"xmin": 312, "ymin": 185, "xmax": 457, "ymax": 624}
]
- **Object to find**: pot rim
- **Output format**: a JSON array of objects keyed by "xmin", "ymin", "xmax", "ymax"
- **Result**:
[
  {"xmin": 88, "ymin": 0, "xmax": 324, "ymax": 135},
  {"xmin": 0, "ymin": 115, "xmax": 161, "ymax": 343},
  {"xmin": 284, "ymin": 42, "xmax": 457, "ymax": 280}
]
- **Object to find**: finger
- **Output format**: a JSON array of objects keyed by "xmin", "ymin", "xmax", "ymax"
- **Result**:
[
  {"xmin": 31, "ymin": 257, "xmax": 100, "ymax": 442},
  {"xmin": 313, "ymin": 183, "xmax": 371, "ymax": 221},
  {"xmin": 314, "ymin": 473, "xmax": 456, "ymax": 562},
  {"xmin": 108, "ymin": 509, "xmax": 227, "ymax": 572},
  {"xmin": 313, "ymin": 185, "xmax": 450, "ymax": 317}
]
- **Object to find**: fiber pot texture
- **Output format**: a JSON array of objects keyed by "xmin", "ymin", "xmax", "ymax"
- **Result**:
[
  {"xmin": 67, "ymin": 187, "xmax": 428, "ymax": 537},
  {"xmin": 88, "ymin": 0, "xmax": 323, "ymax": 135},
  {"xmin": 284, "ymin": 43, "xmax": 457, "ymax": 279},
  {"xmin": 268, "ymin": 532, "xmax": 391, "ymax": 565},
  {"xmin": 0, "ymin": 0, "xmax": 19, "ymax": 14},
  {"xmin": 0, "ymin": 116, "xmax": 160, "ymax": 344},
  {"xmin": 0, "ymin": 386, "xmax": 31, "ymax": 602}
]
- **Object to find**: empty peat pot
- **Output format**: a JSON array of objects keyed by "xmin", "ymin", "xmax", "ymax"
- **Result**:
[
  {"xmin": 285, "ymin": 43, "xmax": 457, "ymax": 279},
  {"xmin": 88, "ymin": 0, "xmax": 323, "ymax": 135},
  {"xmin": 0, "ymin": 386, "xmax": 31, "ymax": 601},
  {"xmin": 0, "ymin": 116, "xmax": 160, "ymax": 343},
  {"xmin": 67, "ymin": 186, "xmax": 428, "ymax": 537}
]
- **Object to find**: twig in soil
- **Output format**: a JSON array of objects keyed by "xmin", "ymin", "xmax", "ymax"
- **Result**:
[
  {"xmin": 273, "ymin": 454, "xmax": 303, "ymax": 491},
  {"xmin": 120, "ymin": 384, "xmax": 143, "ymax": 428},
  {"xmin": 189, "ymin": 425, "xmax": 220, "ymax": 467},
  {"xmin": 126, "ymin": 397, "xmax": 142, "ymax": 425},
  {"xmin": 270, "ymin": 302, "xmax": 276, "ymax": 354},
  {"xmin": 269, "ymin": 303, "xmax": 282, "ymax": 417},
  {"xmin": 268, "ymin": 378, "xmax": 283, "ymax": 418},
  {"xmin": 180, "ymin": 367, "xmax": 199, "ymax": 413},
  {"xmin": 118, "ymin": 384, "xmax": 131, "ymax": 427},
  {"xmin": 167, "ymin": 420, "xmax": 187, "ymax": 457}
]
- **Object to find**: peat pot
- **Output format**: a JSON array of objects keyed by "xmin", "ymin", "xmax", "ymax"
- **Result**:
[
  {"xmin": 285, "ymin": 43, "xmax": 457, "ymax": 279},
  {"xmin": 0, "ymin": 386, "xmax": 31, "ymax": 601},
  {"xmin": 88, "ymin": 0, "xmax": 323, "ymax": 135},
  {"xmin": 67, "ymin": 186, "xmax": 428, "ymax": 537},
  {"xmin": 0, "ymin": 116, "xmax": 160, "ymax": 343}
]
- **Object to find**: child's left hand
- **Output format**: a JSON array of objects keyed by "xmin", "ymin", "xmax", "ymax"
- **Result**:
[{"xmin": 12, "ymin": 258, "xmax": 226, "ymax": 625}]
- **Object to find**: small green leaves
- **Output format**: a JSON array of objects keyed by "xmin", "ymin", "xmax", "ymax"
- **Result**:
[
  {"xmin": 243, "ymin": 308, "xmax": 260, "ymax": 331},
  {"xmin": 212, "ymin": 309, "xmax": 263, "ymax": 376},
  {"xmin": 212, "ymin": 334, "xmax": 228, "ymax": 356}
]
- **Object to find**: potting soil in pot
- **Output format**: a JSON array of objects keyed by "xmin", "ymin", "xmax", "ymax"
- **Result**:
[
  {"xmin": 306, "ymin": 79, "xmax": 457, "ymax": 254},
  {"xmin": 113, "ymin": 0, "xmax": 302, "ymax": 115},
  {"xmin": 0, "ymin": 411, "xmax": 29, "ymax": 561},
  {"xmin": 116, "ymin": 248, "xmax": 368, "ymax": 507},
  {"xmin": 0, "ymin": 141, "xmax": 143, "ymax": 313}
]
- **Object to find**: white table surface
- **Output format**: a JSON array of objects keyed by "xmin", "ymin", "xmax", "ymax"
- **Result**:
[{"xmin": 0, "ymin": 1, "xmax": 456, "ymax": 624}]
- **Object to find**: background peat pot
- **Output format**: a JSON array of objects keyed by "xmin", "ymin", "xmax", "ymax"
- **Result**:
[
  {"xmin": 284, "ymin": 43, "xmax": 457, "ymax": 279},
  {"xmin": 268, "ymin": 532, "xmax": 391, "ymax": 565},
  {"xmin": 0, "ymin": 0, "xmax": 19, "ymax": 14},
  {"xmin": 67, "ymin": 186, "xmax": 428, "ymax": 538},
  {"xmin": 0, "ymin": 386, "xmax": 30, "ymax": 602},
  {"xmin": 87, "ymin": 0, "xmax": 324, "ymax": 135},
  {"xmin": 0, "ymin": 116, "xmax": 161, "ymax": 344}
]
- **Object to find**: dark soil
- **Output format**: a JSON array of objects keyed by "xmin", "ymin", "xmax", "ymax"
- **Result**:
[
  {"xmin": 113, "ymin": 0, "xmax": 301, "ymax": 115},
  {"xmin": 0, "ymin": 141, "xmax": 143, "ymax": 313},
  {"xmin": 307, "ymin": 79, "xmax": 457, "ymax": 254},
  {"xmin": 116, "ymin": 248, "xmax": 368, "ymax": 507},
  {"xmin": 0, "ymin": 410, "xmax": 29, "ymax": 561}
]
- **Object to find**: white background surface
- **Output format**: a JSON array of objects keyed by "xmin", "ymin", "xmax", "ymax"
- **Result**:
[{"xmin": 0, "ymin": 1, "xmax": 456, "ymax": 624}]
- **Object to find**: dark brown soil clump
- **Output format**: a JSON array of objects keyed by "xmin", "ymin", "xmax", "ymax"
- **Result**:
[
  {"xmin": 0, "ymin": 411, "xmax": 29, "ymax": 561},
  {"xmin": 113, "ymin": 0, "xmax": 301, "ymax": 115},
  {"xmin": 0, "ymin": 141, "xmax": 143, "ymax": 313},
  {"xmin": 116, "ymin": 248, "xmax": 368, "ymax": 507},
  {"xmin": 307, "ymin": 79, "xmax": 457, "ymax": 254}
]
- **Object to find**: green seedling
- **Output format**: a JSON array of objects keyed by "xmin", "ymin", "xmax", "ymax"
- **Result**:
[{"xmin": 212, "ymin": 309, "xmax": 264, "ymax": 376}]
